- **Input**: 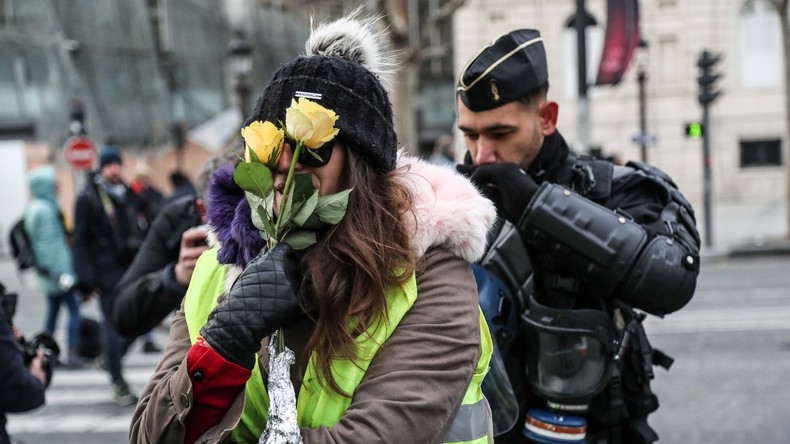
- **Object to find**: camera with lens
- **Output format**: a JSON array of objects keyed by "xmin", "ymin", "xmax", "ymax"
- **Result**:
[
  {"xmin": 1, "ymin": 284, "xmax": 60, "ymax": 388},
  {"xmin": 20, "ymin": 332, "xmax": 61, "ymax": 388}
]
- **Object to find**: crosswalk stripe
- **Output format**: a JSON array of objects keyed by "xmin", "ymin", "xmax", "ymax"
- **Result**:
[
  {"xmin": 644, "ymin": 305, "xmax": 790, "ymax": 334},
  {"xmin": 8, "ymin": 413, "xmax": 132, "ymax": 434},
  {"xmin": 52, "ymin": 366, "xmax": 156, "ymax": 386},
  {"xmin": 44, "ymin": 389, "xmax": 127, "ymax": 406}
]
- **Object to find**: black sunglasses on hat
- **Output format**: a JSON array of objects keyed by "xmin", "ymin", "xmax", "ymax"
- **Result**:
[{"xmin": 285, "ymin": 138, "xmax": 335, "ymax": 168}]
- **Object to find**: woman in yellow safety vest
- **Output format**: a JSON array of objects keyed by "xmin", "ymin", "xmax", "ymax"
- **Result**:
[{"xmin": 131, "ymin": 13, "xmax": 496, "ymax": 444}]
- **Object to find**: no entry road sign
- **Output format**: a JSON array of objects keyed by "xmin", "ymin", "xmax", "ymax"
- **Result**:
[{"xmin": 63, "ymin": 136, "xmax": 97, "ymax": 170}]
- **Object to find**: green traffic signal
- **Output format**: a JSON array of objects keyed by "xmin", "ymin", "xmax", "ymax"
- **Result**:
[{"xmin": 685, "ymin": 122, "xmax": 703, "ymax": 139}]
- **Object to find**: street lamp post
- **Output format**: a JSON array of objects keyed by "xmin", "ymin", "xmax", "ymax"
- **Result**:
[
  {"xmin": 171, "ymin": 122, "xmax": 185, "ymax": 170},
  {"xmin": 228, "ymin": 30, "xmax": 253, "ymax": 120},
  {"xmin": 636, "ymin": 39, "xmax": 649, "ymax": 163},
  {"xmin": 576, "ymin": 0, "xmax": 590, "ymax": 153}
]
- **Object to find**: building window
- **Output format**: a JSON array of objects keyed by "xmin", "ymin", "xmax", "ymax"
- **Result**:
[
  {"xmin": 740, "ymin": 139, "xmax": 782, "ymax": 167},
  {"xmin": 738, "ymin": 1, "xmax": 781, "ymax": 88},
  {"xmin": 562, "ymin": 10, "xmax": 603, "ymax": 99},
  {"xmin": 657, "ymin": 35, "xmax": 678, "ymax": 85}
]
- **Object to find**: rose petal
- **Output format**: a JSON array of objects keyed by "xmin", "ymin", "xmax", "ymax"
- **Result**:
[{"xmin": 286, "ymin": 108, "xmax": 314, "ymax": 143}]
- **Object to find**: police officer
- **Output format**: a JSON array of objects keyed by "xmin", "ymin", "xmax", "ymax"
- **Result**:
[{"xmin": 456, "ymin": 29, "xmax": 701, "ymax": 443}]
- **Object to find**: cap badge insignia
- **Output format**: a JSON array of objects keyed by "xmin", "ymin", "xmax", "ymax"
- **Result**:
[{"xmin": 489, "ymin": 80, "xmax": 501, "ymax": 102}]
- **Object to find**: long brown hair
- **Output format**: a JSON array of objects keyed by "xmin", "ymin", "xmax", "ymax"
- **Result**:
[{"xmin": 302, "ymin": 149, "xmax": 415, "ymax": 396}]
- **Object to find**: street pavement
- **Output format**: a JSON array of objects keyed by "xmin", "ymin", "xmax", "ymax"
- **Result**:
[
  {"xmin": 645, "ymin": 254, "xmax": 790, "ymax": 444},
  {"xmin": 0, "ymin": 197, "xmax": 788, "ymax": 443}
]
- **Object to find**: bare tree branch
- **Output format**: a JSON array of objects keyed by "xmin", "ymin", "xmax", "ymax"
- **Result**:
[
  {"xmin": 380, "ymin": 0, "xmax": 409, "ymax": 45},
  {"xmin": 420, "ymin": 0, "xmax": 466, "ymax": 44}
]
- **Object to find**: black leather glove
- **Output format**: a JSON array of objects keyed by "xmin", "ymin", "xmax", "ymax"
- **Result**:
[
  {"xmin": 200, "ymin": 242, "xmax": 303, "ymax": 369},
  {"xmin": 457, "ymin": 163, "xmax": 540, "ymax": 224}
]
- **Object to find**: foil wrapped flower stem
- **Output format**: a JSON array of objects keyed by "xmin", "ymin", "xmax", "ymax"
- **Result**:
[{"xmin": 258, "ymin": 330, "xmax": 303, "ymax": 444}]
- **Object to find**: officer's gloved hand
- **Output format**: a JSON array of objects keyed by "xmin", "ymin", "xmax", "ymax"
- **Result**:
[
  {"xmin": 200, "ymin": 242, "xmax": 303, "ymax": 369},
  {"xmin": 457, "ymin": 163, "xmax": 540, "ymax": 224}
]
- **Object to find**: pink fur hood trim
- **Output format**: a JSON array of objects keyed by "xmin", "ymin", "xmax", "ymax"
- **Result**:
[{"xmin": 395, "ymin": 154, "xmax": 496, "ymax": 263}]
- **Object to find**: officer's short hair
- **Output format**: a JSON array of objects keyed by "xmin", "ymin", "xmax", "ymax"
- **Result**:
[{"xmin": 515, "ymin": 83, "xmax": 550, "ymax": 109}]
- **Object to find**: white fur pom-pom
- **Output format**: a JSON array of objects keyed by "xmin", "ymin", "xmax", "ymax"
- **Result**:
[{"xmin": 305, "ymin": 9, "xmax": 397, "ymax": 87}]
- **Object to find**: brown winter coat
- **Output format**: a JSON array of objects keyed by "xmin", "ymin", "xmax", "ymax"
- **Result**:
[{"xmin": 129, "ymin": 156, "xmax": 497, "ymax": 443}]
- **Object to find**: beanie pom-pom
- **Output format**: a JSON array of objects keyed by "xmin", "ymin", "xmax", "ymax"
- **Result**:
[{"xmin": 304, "ymin": 8, "xmax": 396, "ymax": 87}]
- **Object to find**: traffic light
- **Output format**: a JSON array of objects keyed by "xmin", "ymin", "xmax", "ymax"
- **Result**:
[
  {"xmin": 69, "ymin": 99, "xmax": 86, "ymax": 135},
  {"xmin": 685, "ymin": 122, "xmax": 703, "ymax": 139},
  {"xmin": 697, "ymin": 50, "xmax": 722, "ymax": 106}
]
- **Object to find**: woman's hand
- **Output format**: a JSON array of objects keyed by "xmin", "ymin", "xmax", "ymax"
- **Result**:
[{"xmin": 200, "ymin": 242, "xmax": 303, "ymax": 369}]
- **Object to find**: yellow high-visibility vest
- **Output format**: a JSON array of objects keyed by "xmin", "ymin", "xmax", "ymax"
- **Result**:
[{"xmin": 184, "ymin": 249, "xmax": 492, "ymax": 443}]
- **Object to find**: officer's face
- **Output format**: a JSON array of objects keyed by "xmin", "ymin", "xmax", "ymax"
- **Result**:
[{"xmin": 457, "ymin": 99, "xmax": 557, "ymax": 170}]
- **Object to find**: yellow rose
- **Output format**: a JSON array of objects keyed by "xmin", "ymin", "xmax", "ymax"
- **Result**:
[
  {"xmin": 285, "ymin": 98, "xmax": 340, "ymax": 149},
  {"xmin": 241, "ymin": 120, "xmax": 284, "ymax": 168}
]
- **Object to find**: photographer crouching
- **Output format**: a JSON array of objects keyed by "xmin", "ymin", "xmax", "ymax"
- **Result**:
[{"xmin": 0, "ymin": 283, "xmax": 57, "ymax": 444}]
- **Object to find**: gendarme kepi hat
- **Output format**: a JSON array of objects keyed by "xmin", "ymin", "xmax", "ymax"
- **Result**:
[{"xmin": 457, "ymin": 29, "xmax": 548, "ymax": 111}]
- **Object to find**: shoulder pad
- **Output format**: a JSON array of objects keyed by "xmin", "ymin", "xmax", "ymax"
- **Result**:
[
  {"xmin": 622, "ymin": 161, "xmax": 700, "ymax": 249},
  {"xmin": 623, "ymin": 161, "xmax": 694, "ymax": 214},
  {"xmin": 625, "ymin": 161, "xmax": 679, "ymax": 189}
]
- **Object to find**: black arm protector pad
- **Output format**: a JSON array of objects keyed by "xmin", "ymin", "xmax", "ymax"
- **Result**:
[
  {"xmin": 519, "ymin": 183, "xmax": 699, "ymax": 316},
  {"xmin": 620, "ymin": 235, "xmax": 698, "ymax": 316},
  {"xmin": 519, "ymin": 183, "xmax": 647, "ymax": 296}
]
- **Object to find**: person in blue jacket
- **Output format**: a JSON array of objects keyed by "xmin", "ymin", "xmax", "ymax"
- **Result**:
[{"xmin": 24, "ymin": 165, "xmax": 82, "ymax": 367}]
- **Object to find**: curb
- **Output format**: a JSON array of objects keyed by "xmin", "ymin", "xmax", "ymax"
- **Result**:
[
  {"xmin": 728, "ymin": 242, "xmax": 790, "ymax": 258},
  {"xmin": 694, "ymin": 239, "xmax": 790, "ymax": 265}
]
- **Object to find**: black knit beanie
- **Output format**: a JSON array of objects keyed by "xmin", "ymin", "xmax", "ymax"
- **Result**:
[
  {"xmin": 99, "ymin": 146, "xmax": 123, "ymax": 168},
  {"xmin": 247, "ymin": 55, "xmax": 397, "ymax": 173}
]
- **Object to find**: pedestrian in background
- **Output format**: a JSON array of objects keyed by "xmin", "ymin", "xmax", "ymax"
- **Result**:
[
  {"xmin": 165, "ymin": 169, "xmax": 197, "ymax": 205},
  {"xmin": 128, "ymin": 168, "xmax": 166, "ymax": 353},
  {"xmin": 23, "ymin": 165, "xmax": 82, "ymax": 367},
  {"xmin": 455, "ymin": 29, "xmax": 701, "ymax": 443},
  {"xmin": 111, "ymin": 149, "xmax": 239, "ymax": 338},
  {"xmin": 427, "ymin": 133, "xmax": 456, "ymax": 166},
  {"xmin": 130, "ymin": 168, "xmax": 164, "ymax": 236},
  {"xmin": 130, "ymin": 13, "xmax": 497, "ymax": 443},
  {"xmin": 72, "ymin": 147, "xmax": 142, "ymax": 406}
]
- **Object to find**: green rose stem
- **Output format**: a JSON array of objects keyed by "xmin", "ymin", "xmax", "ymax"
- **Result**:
[
  {"xmin": 270, "ymin": 140, "xmax": 304, "ymax": 354},
  {"xmin": 272, "ymin": 140, "xmax": 304, "ymax": 242}
]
